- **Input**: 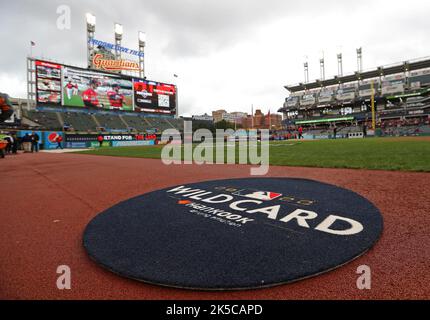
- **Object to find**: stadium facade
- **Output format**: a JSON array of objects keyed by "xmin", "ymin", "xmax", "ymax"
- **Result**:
[
  {"xmin": 279, "ymin": 56, "xmax": 430, "ymax": 136},
  {"xmin": 0, "ymin": 14, "xmax": 185, "ymax": 150}
]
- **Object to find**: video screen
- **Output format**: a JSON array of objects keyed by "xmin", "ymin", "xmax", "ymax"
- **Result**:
[
  {"xmin": 36, "ymin": 91, "xmax": 61, "ymax": 104},
  {"xmin": 35, "ymin": 60, "xmax": 62, "ymax": 105},
  {"xmin": 133, "ymin": 79, "xmax": 176, "ymax": 114},
  {"xmin": 62, "ymin": 67, "xmax": 133, "ymax": 111}
]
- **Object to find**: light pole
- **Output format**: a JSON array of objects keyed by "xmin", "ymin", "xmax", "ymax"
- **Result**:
[
  {"xmin": 304, "ymin": 61, "xmax": 309, "ymax": 84},
  {"xmin": 173, "ymin": 74, "xmax": 179, "ymax": 118},
  {"xmin": 138, "ymin": 31, "xmax": 146, "ymax": 79},
  {"xmin": 114, "ymin": 23, "xmax": 123, "ymax": 59},
  {"xmin": 357, "ymin": 47, "xmax": 363, "ymax": 73},
  {"xmin": 86, "ymin": 13, "xmax": 96, "ymax": 69},
  {"xmin": 337, "ymin": 53, "xmax": 343, "ymax": 77},
  {"xmin": 114, "ymin": 23, "xmax": 124, "ymax": 74}
]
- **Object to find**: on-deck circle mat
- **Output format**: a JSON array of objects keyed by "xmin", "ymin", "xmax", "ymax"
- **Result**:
[{"xmin": 83, "ymin": 178, "xmax": 383, "ymax": 290}]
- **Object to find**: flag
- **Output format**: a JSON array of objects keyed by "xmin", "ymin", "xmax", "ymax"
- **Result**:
[{"xmin": 31, "ymin": 41, "xmax": 36, "ymax": 46}]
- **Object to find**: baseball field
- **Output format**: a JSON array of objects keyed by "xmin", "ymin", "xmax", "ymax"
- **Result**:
[
  {"xmin": 77, "ymin": 137, "xmax": 430, "ymax": 172},
  {"xmin": 1, "ymin": 136, "xmax": 429, "ymax": 299}
]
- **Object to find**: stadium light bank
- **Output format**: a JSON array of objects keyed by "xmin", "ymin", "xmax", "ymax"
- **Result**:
[{"xmin": 160, "ymin": 121, "xmax": 270, "ymax": 176}]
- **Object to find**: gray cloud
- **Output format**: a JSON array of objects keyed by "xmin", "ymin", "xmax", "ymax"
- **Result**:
[{"xmin": 1, "ymin": 0, "xmax": 429, "ymax": 115}]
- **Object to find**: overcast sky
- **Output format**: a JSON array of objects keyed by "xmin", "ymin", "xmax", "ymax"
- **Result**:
[{"xmin": 1, "ymin": 0, "xmax": 430, "ymax": 116}]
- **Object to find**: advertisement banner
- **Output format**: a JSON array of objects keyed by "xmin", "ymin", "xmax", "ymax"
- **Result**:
[
  {"xmin": 133, "ymin": 79, "xmax": 176, "ymax": 114},
  {"xmin": 35, "ymin": 61, "xmax": 62, "ymax": 105},
  {"xmin": 66, "ymin": 142, "xmax": 89, "ymax": 149},
  {"xmin": 285, "ymin": 96, "xmax": 299, "ymax": 107},
  {"xmin": 336, "ymin": 91, "xmax": 355, "ymax": 101},
  {"xmin": 88, "ymin": 38, "xmax": 142, "ymax": 73},
  {"xmin": 381, "ymin": 83, "xmax": 404, "ymax": 95},
  {"xmin": 66, "ymin": 133, "xmax": 135, "ymax": 142},
  {"xmin": 358, "ymin": 89, "xmax": 375, "ymax": 97},
  {"xmin": 318, "ymin": 90, "xmax": 334, "ymax": 103},
  {"xmin": 300, "ymin": 94, "xmax": 315, "ymax": 106},
  {"xmin": 111, "ymin": 140, "xmax": 155, "ymax": 147},
  {"xmin": 62, "ymin": 67, "xmax": 133, "ymax": 111},
  {"xmin": 89, "ymin": 141, "xmax": 111, "ymax": 148},
  {"xmin": 43, "ymin": 131, "xmax": 64, "ymax": 149}
]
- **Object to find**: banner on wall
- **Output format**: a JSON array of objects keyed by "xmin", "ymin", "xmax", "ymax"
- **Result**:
[
  {"xmin": 65, "ymin": 134, "xmax": 135, "ymax": 142},
  {"xmin": 43, "ymin": 131, "xmax": 63, "ymax": 149},
  {"xmin": 111, "ymin": 140, "xmax": 155, "ymax": 147}
]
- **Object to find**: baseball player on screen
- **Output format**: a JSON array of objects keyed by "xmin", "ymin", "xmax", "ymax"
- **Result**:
[
  {"xmin": 107, "ymin": 84, "xmax": 124, "ymax": 110},
  {"xmin": 65, "ymin": 81, "xmax": 78, "ymax": 100},
  {"xmin": 82, "ymin": 79, "xmax": 101, "ymax": 108}
]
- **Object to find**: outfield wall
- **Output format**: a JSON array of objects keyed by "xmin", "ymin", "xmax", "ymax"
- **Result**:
[{"xmin": 15, "ymin": 131, "xmax": 156, "ymax": 149}]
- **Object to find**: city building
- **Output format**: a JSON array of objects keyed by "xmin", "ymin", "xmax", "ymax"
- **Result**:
[
  {"xmin": 241, "ymin": 109, "xmax": 283, "ymax": 130},
  {"xmin": 212, "ymin": 109, "xmax": 227, "ymax": 123},
  {"xmin": 192, "ymin": 113, "xmax": 213, "ymax": 122},
  {"xmin": 213, "ymin": 110, "xmax": 248, "ymax": 124}
]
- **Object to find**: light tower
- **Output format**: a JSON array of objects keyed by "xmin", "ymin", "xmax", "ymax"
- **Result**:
[
  {"xmin": 86, "ymin": 13, "xmax": 96, "ymax": 69},
  {"xmin": 138, "ymin": 31, "xmax": 146, "ymax": 79},
  {"xmin": 320, "ymin": 56, "xmax": 325, "ymax": 81},
  {"xmin": 337, "ymin": 53, "xmax": 343, "ymax": 77},
  {"xmin": 114, "ymin": 23, "xmax": 123, "ymax": 60},
  {"xmin": 357, "ymin": 47, "xmax": 363, "ymax": 73},
  {"xmin": 304, "ymin": 61, "xmax": 309, "ymax": 84}
]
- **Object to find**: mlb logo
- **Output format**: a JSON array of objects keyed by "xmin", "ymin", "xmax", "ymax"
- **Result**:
[{"xmin": 233, "ymin": 189, "xmax": 282, "ymax": 201}]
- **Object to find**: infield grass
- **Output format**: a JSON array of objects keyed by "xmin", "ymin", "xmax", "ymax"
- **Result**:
[{"xmin": 76, "ymin": 137, "xmax": 430, "ymax": 172}]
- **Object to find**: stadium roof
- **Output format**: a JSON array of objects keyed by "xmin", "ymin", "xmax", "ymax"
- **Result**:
[{"xmin": 285, "ymin": 56, "xmax": 430, "ymax": 93}]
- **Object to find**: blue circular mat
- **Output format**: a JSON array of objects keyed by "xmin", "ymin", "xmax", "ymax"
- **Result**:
[{"xmin": 83, "ymin": 178, "xmax": 383, "ymax": 290}]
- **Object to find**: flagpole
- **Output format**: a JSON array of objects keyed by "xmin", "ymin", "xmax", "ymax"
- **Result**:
[
  {"xmin": 30, "ymin": 41, "xmax": 35, "ymax": 57},
  {"xmin": 251, "ymin": 104, "xmax": 254, "ymax": 129}
]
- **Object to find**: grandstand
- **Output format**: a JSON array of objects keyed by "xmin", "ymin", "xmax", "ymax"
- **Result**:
[
  {"xmin": 167, "ymin": 118, "xmax": 184, "ymax": 131},
  {"xmin": 21, "ymin": 109, "xmax": 62, "ymax": 130},
  {"xmin": 145, "ymin": 117, "xmax": 176, "ymax": 132},
  {"xmin": 279, "ymin": 56, "xmax": 430, "ymax": 136},
  {"xmin": 121, "ymin": 115, "xmax": 153, "ymax": 131},
  {"xmin": 5, "ymin": 56, "xmax": 183, "ymax": 135},
  {"xmin": 94, "ymin": 113, "xmax": 128, "ymax": 131},
  {"xmin": 62, "ymin": 112, "xmax": 98, "ymax": 132},
  {"xmin": 12, "ymin": 102, "xmax": 185, "ymax": 135}
]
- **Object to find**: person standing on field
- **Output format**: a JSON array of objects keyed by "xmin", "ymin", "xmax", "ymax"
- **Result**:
[
  {"xmin": 97, "ymin": 134, "xmax": 104, "ymax": 147},
  {"xmin": 55, "ymin": 135, "xmax": 63, "ymax": 149},
  {"xmin": 31, "ymin": 132, "xmax": 40, "ymax": 152},
  {"xmin": 298, "ymin": 126, "xmax": 304, "ymax": 139}
]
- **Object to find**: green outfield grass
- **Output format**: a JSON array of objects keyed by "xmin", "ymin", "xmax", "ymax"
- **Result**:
[
  {"xmin": 63, "ymin": 93, "xmax": 85, "ymax": 107},
  {"xmin": 76, "ymin": 137, "xmax": 430, "ymax": 172}
]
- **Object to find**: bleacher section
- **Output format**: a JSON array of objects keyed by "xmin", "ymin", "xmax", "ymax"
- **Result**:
[
  {"xmin": 22, "ymin": 110, "xmax": 62, "ymax": 130},
  {"xmin": 62, "ymin": 112, "xmax": 98, "ymax": 132},
  {"xmin": 121, "ymin": 115, "xmax": 152, "ymax": 131},
  {"xmin": 145, "ymin": 118, "xmax": 176, "ymax": 131},
  {"xmin": 280, "ymin": 56, "xmax": 430, "ymax": 134},
  {"xmin": 166, "ymin": 118, "xmax": 184, "ymax": 130},
  {"xmin": 338, "ymin": 126, "xmax": 362, "ymax": 135},
  {"xmin": 94, "ymin": 114, "xmax": 127, "ymax": 131},
  {"xmin": 21, "ymin": 107, "xmax": 185, "ymax": 133},
  {"xmin": 381, "ymin": 125, "xmax": 427, "ymax": 136}
]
